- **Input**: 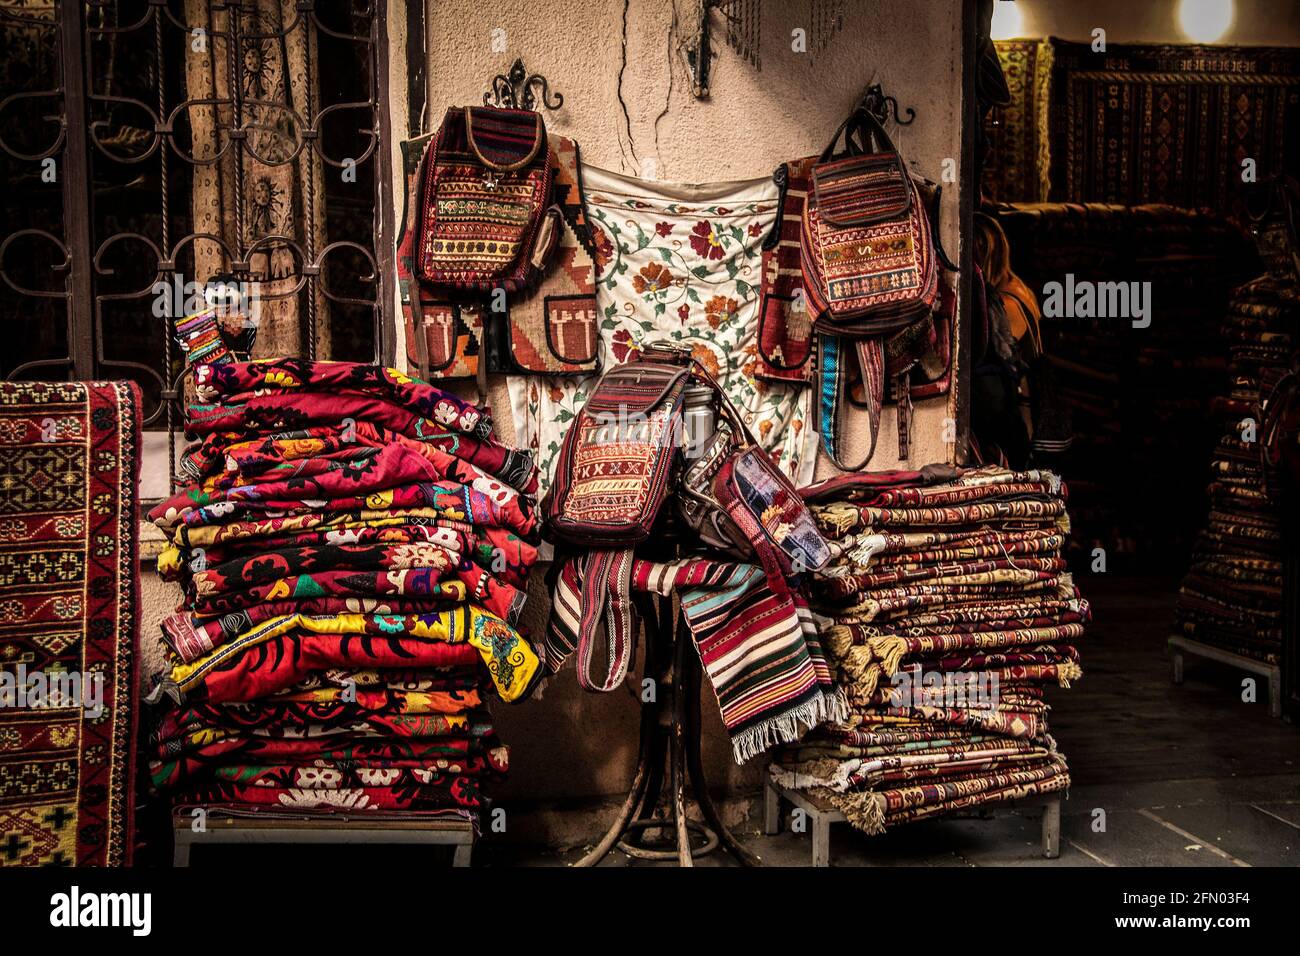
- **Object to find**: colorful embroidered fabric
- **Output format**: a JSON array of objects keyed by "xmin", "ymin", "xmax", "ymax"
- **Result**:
[
  {"xmin": 507, "ymin": 163, "xmax": 819, "ymax": 494},
  {"xmin": 0, "ymin": 381, "xmax": 141, "ymax": 866},
  {"xmin": 771, "ymin": 465, "xmax": 1083, "ymax": 835},
  {"xmin": 149, "ymin": 360, "xmax": 540, "ymax": 823}
]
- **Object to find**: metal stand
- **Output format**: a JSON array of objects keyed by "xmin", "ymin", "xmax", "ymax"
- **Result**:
[
  {"xmin": 764, "ymin": 778, "xmax": 1061, "ymax": 867},
  {"xmin": 574, "ymin": 593, "xmax": 760, "ymax": 867},
  {"xmin": 1168, "ymin": 634, "xmax": 1283, "ymax": 718}
]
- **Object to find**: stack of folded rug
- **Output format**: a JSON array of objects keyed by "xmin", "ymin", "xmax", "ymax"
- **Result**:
[
  {"xmin": 146, "ymin": 360, "xmax": 541, "ymax": 823},
  {"xmin": 1174, "ymin": 276, "xmax": 1296, "ymax": 664},
  {"xmin": 771, "ymin": 465, "xmax": 1085, "ymax": 835}
]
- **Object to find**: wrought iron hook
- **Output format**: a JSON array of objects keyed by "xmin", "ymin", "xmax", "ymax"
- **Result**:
[
  {"xmin": 483, "ymin": 58, "xmax": 563, "ymax": 111},
  {"xmin": 858, "ymin": 82, "xmax": 916, "ymax": 126}
]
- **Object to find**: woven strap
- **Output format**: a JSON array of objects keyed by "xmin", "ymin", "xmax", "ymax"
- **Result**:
[
  {"xmin": 723, "ymin": 496, "xmax": 792, "ymax": 596},
  {"xmin": 895, "ymin": 370, "xmax": 913, "ymax": 460},
  {"xmin": 819, "ymin": 336, "xmax": 885, "ymax": 471},
  {"xmin": 573, "ymin": 549, "xmax": 636, "ymax": 692}
]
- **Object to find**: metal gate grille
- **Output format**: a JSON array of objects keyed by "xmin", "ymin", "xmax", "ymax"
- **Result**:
[{"xmin": 0, "ymin": 0, "xmax": 394, "ymax": 490}]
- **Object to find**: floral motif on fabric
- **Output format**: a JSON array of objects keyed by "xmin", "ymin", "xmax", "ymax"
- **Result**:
[{"xmin": 507, "ymin": 164, "xmax": 818, "ymax": 493}]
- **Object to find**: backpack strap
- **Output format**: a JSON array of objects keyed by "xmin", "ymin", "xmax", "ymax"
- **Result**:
[
  {"xmin": 818, "ymin": 336, "xmax": 885, "ymax": 471},
  {"xmin": 572, "ymin": 549, "xmax": 637, "ymax": 692}
]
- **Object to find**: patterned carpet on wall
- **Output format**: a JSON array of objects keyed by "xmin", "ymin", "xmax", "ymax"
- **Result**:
[
  {"xmin": 986, "ymin": 40, "xmax": 1300, "ymax": 213},
  {"xmin": 1047, "ymin": 41, "xmax": 1300, "ymax": 215},
  {"xmin": 0, "ymin": 381, "xmax": 142, "ymax": 866},
  {"xmin": 985, "ymin": 39, "xmax": 1054, "ymax": 204}
]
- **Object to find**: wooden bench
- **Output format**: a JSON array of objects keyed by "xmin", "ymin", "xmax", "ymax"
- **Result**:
[
  {"xmin": 171, "ymin": 806, "xmax": 476, "ymax": 867},
  {"xmin": 764, "ymin": 778, "xmax": 1061, "ymax": 867},
  {"xmin": 1168, "ymin": 635, "xmax": 1282, "ymax": 718}
]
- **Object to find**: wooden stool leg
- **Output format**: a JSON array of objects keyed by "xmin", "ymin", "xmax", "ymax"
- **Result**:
[
  {"xmin": 1041, "ymin": 797, "xmax": 1061, "ymax": 859},
  {"xmin": 812, "ymin": 815, "xmax": 831, "ymax": 868},
  {"xmin": 764, "ymin": 780, "xmax": 782, "ymax": 836},
  {"xmin": 1269, "ymin": 669, "xmax": 1283, "ymax": 718},
  {"xmin": 452, "ymin": 844, "xmax": 472, "ymax": 868},
  {"xmin": 1172, "ymin": 649, "xmax": 1184, "ymax": 685},
  {"xmin": 173, "ymin": 833, "xmax": 191, "ymax": 868}
]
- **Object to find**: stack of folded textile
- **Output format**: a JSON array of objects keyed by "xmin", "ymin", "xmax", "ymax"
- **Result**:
[
  {"xmin": 1175, "ymin": 276, "xmax": 1296, "ymax": 664},
  {"xmin": 771, "ymin": 464, "xmax": 1086, "ymax": 835},
  {"xmin": 146, "ymin": 359, "xmax": 541, "ymax": 823}
]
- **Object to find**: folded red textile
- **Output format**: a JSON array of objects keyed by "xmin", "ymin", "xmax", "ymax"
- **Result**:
[
  {"xmin": 152, "ymin": 476, "xmax": 535, "ymax": 539},
  {"xmin": 172, "ymin": 779, "xmax": 484, "ymax": 810},
  {"xmin": 186, "ymin": 392, "xmax": 471, "ymax": 443},
  {"xmin": 195, "ymin": 360, "xmax": 490, "ymax": 434},
  {"xmin": 182, "ymin": 421, "xmax": 536, "ymax": 494},
  {"xmin": 158, "ymin": 633, "xmax": 483, "ymax": 704},
  {"xmin": 151, "ymin": 752, "xmax": 506, "ymax": 791},
  {"xmin": 185, "ymin": 565, "xmax": 522, "ymax": 623},
  {"xmin": 162, "ymin": 598, "xmax": 476, "ymax": 662}
]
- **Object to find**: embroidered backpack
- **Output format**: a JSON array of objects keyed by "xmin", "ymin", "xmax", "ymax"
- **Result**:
[
  {"xmin": 399, "ymin": 107, "xmax": 601, "ymax": 383},
  {"xmin": 799, "ymin": 109, "xmax": 949, "ymax": 469}
]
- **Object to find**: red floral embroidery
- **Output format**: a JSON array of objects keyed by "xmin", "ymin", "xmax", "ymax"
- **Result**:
[
  {"xmin": 610, "ymin": 329, "xmax": 637, "ymax": 362},
  {"xmin": 690, "ymin": 221, "xmax": 725, "ymax": 261},
  {"xmin": 592, "ymin": 229, "xmax": 615, "ymax": 270},
  {"xmin": 655, "ymin": 221, "xmax": 674, "ymax": 237},
  {"xmin": 677, "ymin": 304, "xmax": 690, "ymax": 322},
  {"xmin": 747, "ymin": 223, "xmax": 764, "ymax": 237}
]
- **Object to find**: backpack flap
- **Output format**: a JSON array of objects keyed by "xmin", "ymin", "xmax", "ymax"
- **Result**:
[
  {"xmin": 464, "ymin": 106, "xmax": 547, "ymax": 171},
  {"xmin": 812, "ymin": 152, "xmax": 912, "ymax": 228}
]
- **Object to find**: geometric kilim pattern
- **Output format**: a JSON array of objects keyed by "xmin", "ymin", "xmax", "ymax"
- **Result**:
[{"xmin": 0, "ymin": 381, "xmax": 141, "ymax": 866}]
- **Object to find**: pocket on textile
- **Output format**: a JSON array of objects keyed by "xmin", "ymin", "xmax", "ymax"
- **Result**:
[
  {"xmin": 407, "ymin": 299, "xmax": 484, "ymax": 378},
  {"xmin": 756, "ymin": 290, "xmax": 815, "ymax": 382}
]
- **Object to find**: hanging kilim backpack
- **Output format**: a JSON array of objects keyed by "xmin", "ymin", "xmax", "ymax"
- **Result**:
[
  {"xmin": 416, "ymin": 105, "xmax": 556, "ymax": 292},
  {"xmin": 400, "ymin": 108, "xmax": 600, "ymax": 385},
  {"xmin": 542, "ymin": 344, "xmax": 829, "ymax": 691},
  {"xmin": 800, "ymin": 109, "xmax": 945, "ymax": 468}
]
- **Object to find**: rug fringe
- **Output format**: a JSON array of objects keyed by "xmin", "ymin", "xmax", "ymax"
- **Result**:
[
  {"xmin": 1058, "ymin": 662, "xmax": 1083, "ymax": 687},
  {"xmin": 817, "ymin": 502, "xmax": 860, "ymax": 537},
  {"xmin": 829, "ymin": 789, "xmax": 887, "ymax": 835},
  {"xmin": 866, "ymin": 634, "xmax": 907, "ymax": 676},
  {"xmin": 732, "ymin": 690, "xmax": 847, "ymax": 764}
]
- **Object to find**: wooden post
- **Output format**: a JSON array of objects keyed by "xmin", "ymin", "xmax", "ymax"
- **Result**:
[
  {"xmin": 764, "ymin": 780, "xmax": 782, "ymax": 836},
  {"xmin": 1041, "ymin": 796, "xmax": 1061, "ymax": 859}
]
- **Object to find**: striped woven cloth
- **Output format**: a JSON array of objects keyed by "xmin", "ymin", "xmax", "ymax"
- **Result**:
[{"xmin": 547, "ymin": 556, "xmax": 847, "ymax": 763}]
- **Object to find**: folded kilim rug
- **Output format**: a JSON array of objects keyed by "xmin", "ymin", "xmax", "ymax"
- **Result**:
[
  {"xmin": 771, "ymin": 465, "xmax": 1082, "ymax": 835},
  {"xmin": 0, "ymin": 381, "xmax": 142, "ymax": 866}
]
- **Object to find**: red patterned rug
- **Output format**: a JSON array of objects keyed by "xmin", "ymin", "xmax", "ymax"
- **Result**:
[{"xmin": 0, "ymin": 381, "xmax": 141, "ymax": 866}]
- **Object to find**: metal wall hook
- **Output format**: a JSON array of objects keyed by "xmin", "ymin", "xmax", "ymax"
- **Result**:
[
  {"xmin": 858, "ymin": 82, "xmax": 916, "ymax": 127},
  {"xmin": 483, "ymin": 58, "xmax": 564, "ymax": 112}
]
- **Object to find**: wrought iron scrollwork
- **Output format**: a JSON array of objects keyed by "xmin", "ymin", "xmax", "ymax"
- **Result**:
[
  {"xmin": 0, "ymin": 1, "xmax": 390, "ymax": 493},
  {"xmin": 483, "ymin": 58, "xmax": 563, "ymax": 111}
]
